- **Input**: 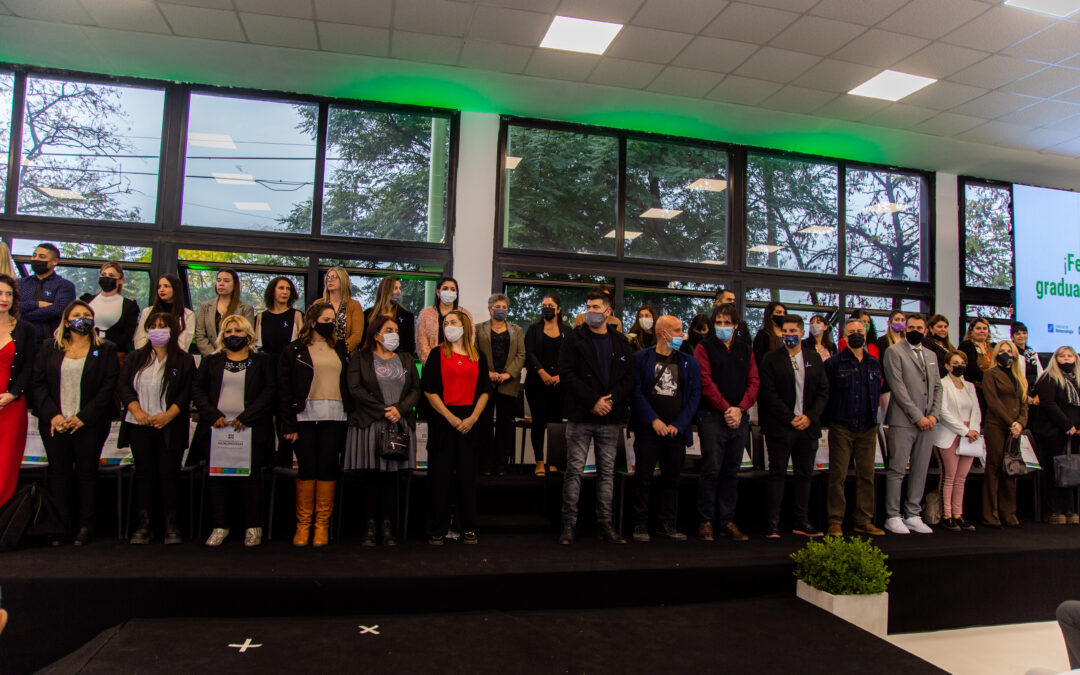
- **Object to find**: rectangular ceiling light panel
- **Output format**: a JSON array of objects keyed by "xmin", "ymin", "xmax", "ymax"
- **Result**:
[
  {"xmin": 505, "ymin": 156, "xmax": 522, "ymax": 169},
  {"xmin": 213, "ymin": 172, "xmax": 256, "ymax": 185},
  {"xmin": 604, "ymin": 229, "xmax": 643, "ymax": 239},
  {"xmin": 189, "ymin": 132, "xmax": 237, "ymax": 149},
  {"xmin": 687, "ymin": 178, "xmax": 728, "ymax": 192},
  {"xmin": 748, "ymin": 244, "xmax": 784, "ymax": 253},
  {"xmin": 848, "ymin": 70, "xmax": 936, "ymax": 101},
  {"xmin": 1004, "ymin": 0, "xmax": 1080, "ymax": 18},
  {"xmin": 639, "ymin": 208, "xmax": 683, "ymax": 219},
  {"xmin": 540, "ymin": 16, "xmax": 623, "ymax": 55}
]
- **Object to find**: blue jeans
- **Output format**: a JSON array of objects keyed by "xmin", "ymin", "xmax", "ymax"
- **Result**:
[
  {"xmin": 696, "ymin": 410, "xmax": 748, "ymax": 525},
  {"xmin": 561, "ymin": 422, "xmax": 620, "ymax": 527}
]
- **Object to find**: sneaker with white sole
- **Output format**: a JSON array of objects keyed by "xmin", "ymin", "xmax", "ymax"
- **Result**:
[
  {"xmin": 884, "ymin": 517, "xmax": 910, "ymax": 534},
  {"xmin": 205, "ymin": 528, "xmax": 229, "ymax": 547},
  {"xmin": 903, "ymin": 516, "xmax": 933, "ymax": 534},
  {"xmin": 244, "ymin": 527, "xmax": 263, "ymax": 547}
]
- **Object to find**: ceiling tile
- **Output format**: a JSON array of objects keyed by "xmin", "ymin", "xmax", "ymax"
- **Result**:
[
  {"xmin": 158, "ymin": 4, "xmax": 245, "ymax": 40},
  {"xmin": 810, "ymin": 0, "xmax": 908, "ymax": 26},
  {"xmin": 863, "ymin": 102, "xmax": 938, "ymax": 129},
  {"xmin": 467, "ymin": 5, "xmax": 550, "ymax": 46},
  {"xmin": 480, "ymin": 0, "xmax": 559, "ymax": 11},
  {"xmin": 1015, "ymin": 127, "xmax": 1080, "ymax": 151},
  {"xmin": 1002, "ymin": 67, "xmax": 1080, "ymax": 99},
  {"xmin": 630, "ymin": 0, "xmax": 727, "ymax": 34},
  {"xmin": 458, "ymin": 40, "xmax": 533, "ymax": 73},
  {"xmin": 555, "ymin": 0, "xmax": 645, "ymax": 23},
  {"xmin": 240, "ymin": 13, "xmax": 318, "ymax": 49},
  {"xmin": 1004, "ymin": 22, "xmax": 1080, "ymax": 64},
  {"xmin": 950, "ymin": 91, "xmax": 1037, "ymax": 118},
  {"xmin": 606, "ymin": 26, "xmax": 695, "ymax": 64},
  {"xmin": 1039, "ymin": 114, "xmax": 1080, "ymax": 137},
  {"xmin": 670, "ymin": 36, "xmax": 757, "ymax": 73},
  {"xmin": 80, "ymin": 0, "xmax": 171, "ymax": 33},
  {"xmin": 523, "ymin": 49, "xmax": 600, "ymax": 81},
  {"xmin": 793, "ymin": 59, "xmax": 880, "ymax": 94},
  {"xmin": 831, "ymin": 29, "xmax": 929, "ymax": 69},
  {"xmin": 391, "ymin": 30, "xmax": 463, "ymax": 66},
  {"xmin": 1046, "ymin": 137, "xmax": 1080, "ymax": 158},
  {"xmin": 940, "ymin": 6, "xmax": 1053, "ymax": 53},
  {"xmin": 891, "ymin": 43, "xmax": 988, "ymax": 80},
  {"xmin": 1056, "ymin": 87, "xmax": 1080, "ymax": 106},
  {"xmin": 703, "ymin": 3, "xmax": 799, "ymax": 44},
  {"xmin": 313, "ymin": 0, "xmax": 392, "ymax": 28},
  {"xmin": 234, "ymin": 0, "xmax": 313, "ymax": 19},
  {"xmin": 2, "ymin": 0, "xmax": 93, "ymax": 23},
  {"xmin": 0, "ymin": 4, "xmax": 11, "ymax": 14},
  {"xmin": 769, "ymin": 16, "xmax": 866, "ymax": 57},
  {"xmin": 878, "ymin": 0, "xmax": 988, "ymax": 41},
  {"xmin": 587, "ymin": 57, "xmax": 664, "ymax": 88},
  {"xmin": 393, "ymin": 0, "xmax": 473, "ymax": 37},
  {"xmin": 749, "ymin": 0, "xmax": 818, "ymax": 11},
  {"xmin": 759, "ymin": 85, "xmax": 837, "ymax": 114},
  {"xmin": 947, "ymin": 56, "xmax": 1045, "ymax": 90},
  {"xmin": 155, "ymin": 0, "xmax": 233, "ymax": 8},
  {"xmin": 957, "ymin": 120, "xmax": 1073, "ymax": 150},
  {"xmin": 317, "ymin": 22, "xmax": 390, "ymax": 56},
  {"xmin": 900, "ymin": 81, "xmax": 987, "ymax": 111},
  {"xmin": 811, "ymin": 95, "xmax": 890, "ymax": 122},
  {"xmin": 996, "ymin": 100, "xmax": 1080, "ymax": 127},
  {"xmin": 910, "ymin": 112, "xmax": 986, "ymax": 137},
  {"xmin": 704, "ymin": 75, "xmax": 783, "ymax": 106},
  {"xmin": 646, "ymin": 66, "xmax": 725, "ymax": 97},
  {"xmin": 732, "ymin": 47, "xmax": 820, "ymax": 84}
]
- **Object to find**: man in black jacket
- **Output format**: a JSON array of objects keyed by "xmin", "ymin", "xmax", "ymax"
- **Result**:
[
  {"xmin": 557, "ymin": 290, "xmax": 634, "ymax": 545},
  {"xmin": 758, "ymin": 315, "xmax": 829, "ymax": 538},
  {"xmin": 715, "ymin": 287, "xmax": 752, "ymax": 347}
]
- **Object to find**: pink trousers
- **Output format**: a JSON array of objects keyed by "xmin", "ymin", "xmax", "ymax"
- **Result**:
[{"xmin": 935, "ymin": 435, "xmax": 975, "ymax": 518}]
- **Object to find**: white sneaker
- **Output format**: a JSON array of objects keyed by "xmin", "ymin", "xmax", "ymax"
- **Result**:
[
  {"xmin": 884, "ymin": 517, "xmax": 910, "ymax": 534},
  {"xmin": 903, "ymin": 516, "xmax": 933, "ymax": 534},
  {"xmin": 244, "ymin": 527, "xmax": 262, "ymax": 547},
  {"xmin": 205, "ymin": 528, "xmax": 229, "ymax": 547}
]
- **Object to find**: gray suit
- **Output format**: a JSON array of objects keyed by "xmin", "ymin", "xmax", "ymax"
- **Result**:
[{"xmin": 883, "ymin": 342, "xmax": 943, "ymax": 519}]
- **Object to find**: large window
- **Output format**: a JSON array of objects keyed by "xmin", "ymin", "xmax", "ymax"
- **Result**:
[
  {"xmin": 745, "ymin": 288, "xmax": 840, "ymax": 343},
  {"xmin": 502, "ymin": 272, "xmax": 610, "ymax": 329},
  {"xmin": 964, "ymin": 183, "xmax": 1013, "ymax": 290},
  {"xmin": 845, "ymin": 168, "xmax": 923, "ymax": 281},
  {"xmin": 18, "ymin": 77, "xmax": 164, "ymax": 223},
  {"xmin": 179, "ymin": 249, "xmax": 308, "ymax": 312},
  {"xmin": 12, "ymin": 238, "xmax": 152, "ymax": 304},
  {"xmin": 623, "ymin": 279, "xmax": 715, "ymax": 326},
  {"xmin": 318, "ymin": 257, "xmax": 443, "ymax": 313},
  {"xmin": 0, "ymin": 71, "xmax": 12, "ymax": 210}
]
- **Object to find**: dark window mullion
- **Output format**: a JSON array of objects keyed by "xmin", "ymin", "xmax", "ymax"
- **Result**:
[
  {"xmin": 5, "ymin": 69, "xmax": 26, "ymax": 216},
  {"xmin": 615, "ymin": 136, "xmax": 627, "ymax": 260},
  {"xmin": 837, "ymin": 160, "xmax": 847, "ymax": 279},
  {"xmin": 311, "ymin": 102, "xmax": 328, "ymax": 237}
]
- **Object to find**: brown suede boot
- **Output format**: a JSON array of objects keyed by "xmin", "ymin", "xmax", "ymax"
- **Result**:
[
  {"xmin": 293, "ymin": 479, "xmax": 316, "ymax": 547},
  {"xmin": 313, "ymin": 480, "xmax": 337, "ymax": 547}
]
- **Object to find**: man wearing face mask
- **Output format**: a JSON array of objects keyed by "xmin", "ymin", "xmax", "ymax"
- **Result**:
[
  {"xmin": 476, "ymin": 293, "xmax": 525, "ymax": 476},
  {"xmin": 882, "ymin": 313, "xmax": 943, "ymax": 535},
  {"xmin": 714, "ymin": 288, "xmax": 752, "ymax": 347},
  {"xmin": 19, "ymin": 243, "xmax": 76, "ymax": 342},
  {"xmin": 628, "ymin": 315, "xmax": 701, "ymax": 542},
  {"xmin": 558, "ymin": 290, "xmax": 635, "ymax": 545}
]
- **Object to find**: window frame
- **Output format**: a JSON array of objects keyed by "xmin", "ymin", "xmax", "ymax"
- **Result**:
[{"xmin": 958, "ymin": 176, "xmax": 1015, "ymax": 318}]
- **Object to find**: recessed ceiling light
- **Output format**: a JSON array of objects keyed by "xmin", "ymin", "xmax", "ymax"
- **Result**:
[
  {"xmin": 540, "ymin": 15, "xmax": 623, "ymax": 55},
  {"xmin": 505, "ymin": 156, "xmax": 522, "ymax": 170},
  {"xmin": 189, "ymin": 132, "xmax": 236, "ymax": 149},
  {"xmin": 797, "ymin": 225, "xmax": 837, "ymax": 234},
  {"xmin": 604, "ymin": 229, "xmax": 643, "ymax": 240},
  {"xmin": 748, "ymin": 244, "xmax": 784, "ymax": 254},
  {"xmin": 640, "ymin": 208, "xmax": 683, "ymax": 219},
  {"xmin": 1004, "ymin": 0, "xmax": 1080, "ymax": 18},
  {"xmin": 234, "ymin": 201, "xmax": 271, "ymax": 211},
  {"xmin": 213, "ymin": 172, "xmax": 256, "ymax": 186},
  {"xmin": 687, "ymin": 178, "xmax": 728, "ymax": 192},
  {"xmin": 863, "ymin": 202, "xmax": 912, "ymax": 214},
  {"xmin": 848, "ymin": 70, "xmax": 936, "ymax": 102},
  {"xmin": 39, "ymin": 187, "xmax": 85, "ymax": 200}
]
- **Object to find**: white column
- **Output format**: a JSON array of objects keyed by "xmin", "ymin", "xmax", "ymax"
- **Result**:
[
  {"xmin": 452, "ymin": 111, "xmax": 500, "ymax": 319},
  {"xmin": 935, "ymin": 172, "xmax": 961, "ymax": 343}
]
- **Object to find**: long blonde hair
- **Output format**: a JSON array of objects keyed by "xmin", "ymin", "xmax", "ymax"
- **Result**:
[
  {"xmin": 323, "ymin": 266, "xmax": 352, "ymax": 304},
  {"xmin": 370, "ymin": 276, "xmax": 401, "ymax": 319},
  {"xmin": 884, "ymin": 310, "xmax": 905, "ymax": 346},
  {"xmin": 0, "ymin": 243, "xmax": 15, "ymax": 279},
  {"xmin": 1039, "ymin": 346, "xmax": 1078, "ymax": 394},
  {"xmin": 992, "ymin": 340, "xmax": 1028, "ymax": 402},
  {"xmin": 440, "ymin": 309, "xmax": 478, "ymax": 362}
]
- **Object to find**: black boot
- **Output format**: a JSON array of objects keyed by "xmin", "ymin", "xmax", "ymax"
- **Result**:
[
  {"xmin": 163, "ymin": 512, "xmax": 183, "ymax": 545},
  {"xmin": 73, "ymin": 526, "xmax": 94, "ymax": 547},
  {"xmin": 361, "ymin": 520, "xmax": 377, "ymax": 547},
  {"xmin": 381, "ymin": 520, "xmax": 397, "ymax": 547},
  {"xmin": 130, "ymin": 510, "xmax": 152, "ymax": 545}
]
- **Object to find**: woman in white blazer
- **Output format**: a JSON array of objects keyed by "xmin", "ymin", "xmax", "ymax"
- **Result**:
[{"xmin": 932, "ymin": 349, "xmax": 983, "ymax": 532}]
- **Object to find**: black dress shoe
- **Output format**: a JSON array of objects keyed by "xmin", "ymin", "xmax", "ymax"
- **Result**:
[
  {"xmin": 596, "ymin": 522, "xmax": 627, "ymax": 544},
  {"xmin": 559, "ymin": 524, "xmax": 575, "ymax": 545},
  {"xmin": 764, "ymin": 524, "xmax": 780, "ymax": 539},
  {"xmin": 956, "ymin": 516, "xmax": 976, "ymax": 531},
  {"xmin": 941, "ymin": 518, "xmax": 960, "ymax": 532},
  {"xmin": 793, "ymin": 522, "xmax": 823, "ymax": 537},
  {"xmin": 657, "ymin": 522, "xmax": 687, "ymax": 541},
  {"xmin": 49, "ymin": 536, "xmax": 65, "ymax": 547},
  {"xmin": 73, "ymin": 527, "xmax": 93, "ymax": 546},
  {"xmin": 428, "ymin": 535, "xmax": 444, "ymax": 546},
  {"xmin": 361, "ymin": 520, "xmax": 377, "ymax": 547},
  {"xmin": 380, "ymin": 520, "xmax": 397, "ymax": 547}
]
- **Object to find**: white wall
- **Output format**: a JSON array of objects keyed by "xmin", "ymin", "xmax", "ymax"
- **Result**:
[
  {"xmin": 934, "ymin": 173, "xmax": 962, "ymax": 343},
  {"xmin": 451, "ymin": 112, "xmax": 499, "ymax": 320}
]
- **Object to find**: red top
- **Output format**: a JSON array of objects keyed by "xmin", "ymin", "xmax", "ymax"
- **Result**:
[{"xmin": 439, "ymin": 350, "xmax": 479, "ymax": 406}]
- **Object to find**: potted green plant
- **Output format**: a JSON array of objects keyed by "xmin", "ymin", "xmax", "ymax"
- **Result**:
[{"xmin": 791, "ymin": 535, "xmax": 892, "ymax": 636}]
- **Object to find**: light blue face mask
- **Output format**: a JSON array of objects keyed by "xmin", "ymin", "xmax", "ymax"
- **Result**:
[
  {"xmin": 715, "ymin": 326, "xmax": 734, "ymax": 341},
  {"xmin": 668, "ymin": 335, "xmax": 684, "ymax": 350}
]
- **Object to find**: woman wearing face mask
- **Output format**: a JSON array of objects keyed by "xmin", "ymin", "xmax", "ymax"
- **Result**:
[
  {"xmin": 322, "ymin": 266, "xmax": 365, "ymax": 354},
  {"xmin": 194, "ymin": 268, "xmax": 255, "ymax": 357},
  {"xmin": 118, "ymin": 312, "xmax": 196, "ymax": 545},
  {"xmin": 680, "ymin": 314, "xmax": 711, "ymax": 356},
  {"xmin": 959, "ymin": 317, "xmax": 995, "ymax": 417},
  {"xmin": 931, "ymin": 350, "xmax": 981, "ymax": 532},
  {"xmin": 877, "ymin": 311, "xmax": 906, "ymax": 355},
  {"xmin": 366, "ymin": 277, "xmax": 415, "ymax": 357},
  {"xmin": 1033, "ymin": 347, "xmax": 1080, "ymax": 526},
  {"xmin": 981, "ymin": 340, "xmax": 1028, "ymax": 528},
  {"xmin": 803, "ymin": 315, "xmax": 836, "ymax": 361},
  {"xmin": 279, "ymin": 302, "xmax": 352, "ymax": 547},
  {"xmin": 837, "ymin": 309, "xmax": 880, "ymax": 359},
  {"xmin": 1010, "ymin": 322, "xmax": 1043, "ymax": 401},
  {"xmin": 191, "ymin": 315, "xmax": 276, "ymax": 548},
  {"xmin": 524, "ymin": 293, "xmax": 571, "ymax": 477},
  {"xmin": 134, "ymin": 274, "xmax": 195, "ymax": 352},
  {"xmin": 476, "ymin": 293, "xmax": 525, "ymax": 476},
  {"xmin": 80, "ymin": 261, "xmax": 139, "ymax": 355},
  {"xmin": 255, "ymin": 276, "xmax": 303, "ymax": 362},
  {"xmin": 416, "ymin": 277, "xmax": 474, "ymax": 363},
  {"xmin": 627, "ymin": 305, "xmax": 659, "ymax": 352},
  {"xmin": 925, "ymin": 314, "xmax": 955, "ymax": 379},
  {"xmin": 344, "ymin": 315, "xmax": 421, "ymax": 546},
  {"xmin": 31, "ymin": 300, "xmax": 119, "ymax": 546},
  {"xmin": 0, "ymin": 275, "xmax": 36, "ymax": 510},
  {"xmin": 753, "ymin": 301, "xmax": 787, "ymax": 365}
]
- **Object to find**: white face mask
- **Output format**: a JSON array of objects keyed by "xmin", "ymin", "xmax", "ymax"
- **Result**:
[
  {"xmin": 439, "ymin": 290, "xmax": 457, "ymax": 305},
  {"xmin": 639, "ymin": 316, "xmax": 654, "ymax": 331},
  {"xmin": 444, "ymin": 325, "xmax": 464, "ymax": 343},
  {"xmin": 380, "ymin": 332, "xmax": 400, "ymax": 351}
]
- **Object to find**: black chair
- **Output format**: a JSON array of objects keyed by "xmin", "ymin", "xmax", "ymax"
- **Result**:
[
  {"xmin": 98, "ymin": 462, "xmax": 133, "ymax": 540},
  {"xmin": 266, "ymin": 465, "xmax": 297, "ymax": 542}
]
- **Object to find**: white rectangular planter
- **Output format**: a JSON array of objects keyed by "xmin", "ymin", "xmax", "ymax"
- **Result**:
[{"xmin": 796, "ymin": 579, "xmax": 888, "ymax": 637}]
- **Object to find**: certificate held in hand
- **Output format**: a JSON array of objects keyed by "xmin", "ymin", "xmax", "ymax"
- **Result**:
[
  {"xmin": 956, "ymin": 435, "xmax": 986, "ymax": 461},
  {"xmin": 210, "ymin": 427, "xmax": 253, "ymax": 476}
]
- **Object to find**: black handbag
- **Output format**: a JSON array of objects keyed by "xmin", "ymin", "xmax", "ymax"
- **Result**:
[
  {"xmin": 379, "ymin": 422, "xmax": 410, "ymax": 461},
  {"xmin": 1054, "ymin": 437, "xmax": 1080, "ymax": 488},
  {"xmin": 1002, "ymin": 434, "xmax": 1029, "ymax": 478}
]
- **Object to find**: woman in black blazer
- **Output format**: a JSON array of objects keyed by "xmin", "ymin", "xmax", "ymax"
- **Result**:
[
  {"xmin": 523, "ymin": 293, "xmax": 571, "ymax": 476},
  {"xmin": 31, "ymin": 299, "xmax": 119, "ymax": 546},
  {"xmin": 0, "ymin": 274, "xmax": 37, "ymax": 510},
  {"xmin": 344, "ymin": 314, "xmax": 421, "ymax": 546},
  {"xmin": 192, "ymin": 315, "xmax": 276, "ymax": 547},
  {"xmin": 118, "ymin": 311, "xmax": 196, "ymax": 545},
  {"xmin": 80, "ymin": 261, "xmax": 140, "ymax": 354}
]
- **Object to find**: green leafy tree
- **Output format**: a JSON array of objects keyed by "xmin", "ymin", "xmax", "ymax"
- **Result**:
[
  {"xmin": 964, "ymin": 185, "xmax": 1013, "ymax": 290},
  {"xmin": 845, "ymin": 170, "xmax": 921, "ymax": 281}
]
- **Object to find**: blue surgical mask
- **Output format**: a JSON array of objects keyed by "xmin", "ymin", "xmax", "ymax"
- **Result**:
[
  {"xmin": 668, "ymin": 336, "xmax": 684, "ymax": 350},
  {"xmin": 715, "ymin": 326, "xmax": 733, "ymax": 341},
  {"xmin": 782, "ymin": 334, "xmax": 800, "ymax": 349}
]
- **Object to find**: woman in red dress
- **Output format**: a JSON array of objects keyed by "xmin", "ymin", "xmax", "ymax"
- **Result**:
[{"xmin": 0, "ymin": 274, "xmax": 38, "ymax": 508}]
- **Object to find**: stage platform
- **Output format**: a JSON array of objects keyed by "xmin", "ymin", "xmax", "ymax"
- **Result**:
[{"xmin": 3, "ymin": 522, "xmax": 1079, "ymax": 673}]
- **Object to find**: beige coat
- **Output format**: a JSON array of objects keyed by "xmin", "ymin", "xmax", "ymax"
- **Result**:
[{"xmin": 475, "ymin": 320, "xmax": 525, "ymax": 397}]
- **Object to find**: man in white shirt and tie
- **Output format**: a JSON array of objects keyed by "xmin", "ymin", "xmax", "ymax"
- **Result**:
[{"xmin": 883, "ymin": 313, "xmax": 943, "ymax": 534}]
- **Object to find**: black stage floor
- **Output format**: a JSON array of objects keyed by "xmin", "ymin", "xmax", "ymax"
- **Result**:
[{"xmin": 3, "ymin": 523, "xmax": 1079, "ymax": 673}]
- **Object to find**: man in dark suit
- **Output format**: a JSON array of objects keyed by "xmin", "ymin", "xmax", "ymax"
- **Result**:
[{"xmin": 758, "ymin": 314, "xmax": 829, "ymax": 539}]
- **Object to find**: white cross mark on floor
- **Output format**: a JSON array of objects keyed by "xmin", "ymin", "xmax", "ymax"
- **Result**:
[
  {"xmin": 228, "ymin": 638, "xmax": 262, "ymax": 653},
  {"xmin": 358, "ymin": 625, "xmax": 380, "ymax": 635}
]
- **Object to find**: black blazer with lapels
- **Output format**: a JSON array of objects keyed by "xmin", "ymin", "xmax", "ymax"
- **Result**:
[
  {"xmin": 347, "ymin": 349, "xmax": 422, "ymax": 429},
  {"xmin": 189, "ymin": 350, "xmax": 277, "ymax": 467},
  {"xmin": 757, "ymin": 345, "xmax": 829, "ymax": 439},
  {"xmin": 277, "ymin": 338, "xmax": 353, "ymax": 435},
  {"xmin": 31, "ymin": 338, "xmax": 120, "ymax": 428}
]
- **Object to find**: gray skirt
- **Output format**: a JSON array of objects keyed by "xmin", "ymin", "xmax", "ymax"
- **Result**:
[{"xmin": 343, "ymin": 420, "xmax": 416, "ymax": 472}]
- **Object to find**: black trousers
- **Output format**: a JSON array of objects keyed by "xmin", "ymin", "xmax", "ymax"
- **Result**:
[
  {"xmin": 765, "ymin": 427, "xmax": 817, "ymax": 527},
  {"xmin": 129, "ymin": 426, "xmax": 184, "ymax": 518},
  {"xmin": 429, "ymin": 405, "xmax": 478, "ymax": 537},
  {"xmin": 294, "ymin": 421, "xmax": 346, "ymax": 481},
  {"xmin": 359, "ymin": 469, "xmax": 398, "ymax": 524},
  {"xmin": 632, "ymin": 428, "xmax": 685, "ymax": 526},
  {"xmin": 43, "ymin": 423, "xmax": 109, "ymax": 530},
  {"xmin": 480, "ymin": 392, "xmax": 516, "ymax": 472},
  {"xmin": 209, "ymin": 475, "xmax": 264, "ymax": 529},
  {"xmin": 526, "ymin": 382, "xmax": 562, "ymax": 464}
]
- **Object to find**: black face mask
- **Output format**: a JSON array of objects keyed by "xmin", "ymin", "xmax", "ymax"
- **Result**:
[
  {"xmin": 223, "ymin": 335, "xmax": 249, "ymax": 352},
  {"xmin": 313, "ymin": 322, "xmax": 335, "ymax": 340},
  {"xmin": 541, "ymin": 307, "xmax": 556, "ymax": 321},
  {"xmin": 996, "ymin": 353, "xmax": 1014, "ymax": 369},
  {"xmin": 771, "ymin": 315, "xmax": 786, "ymax": 327},
  {"xmin": 689, "ymin": 332, "xmax": 706, "ymax": 346},
  {"xmin": 31, "ymin": 260, "xmax": 50, "ymax": 275},
  {"xmin": 98, "ymin": 276, "xmax": 118, "ymax": 292},
  {"xmin": 905, "ymin": 330, "xmax": 924, "ymax": 346},
  {"xmin": 68, "ymin": 317, "xmax": 94, "ymax": 336},
  {"xmin": 846, "ymin": 333, "xmax": 866, "ymax": 349},
  {"xmin": 950, "ymin": 365, "xmax": 966, "ymax": 378},
  {"xmin": 1060, "ymin": 362, "xmax": 1076, "ymax": 374}
]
